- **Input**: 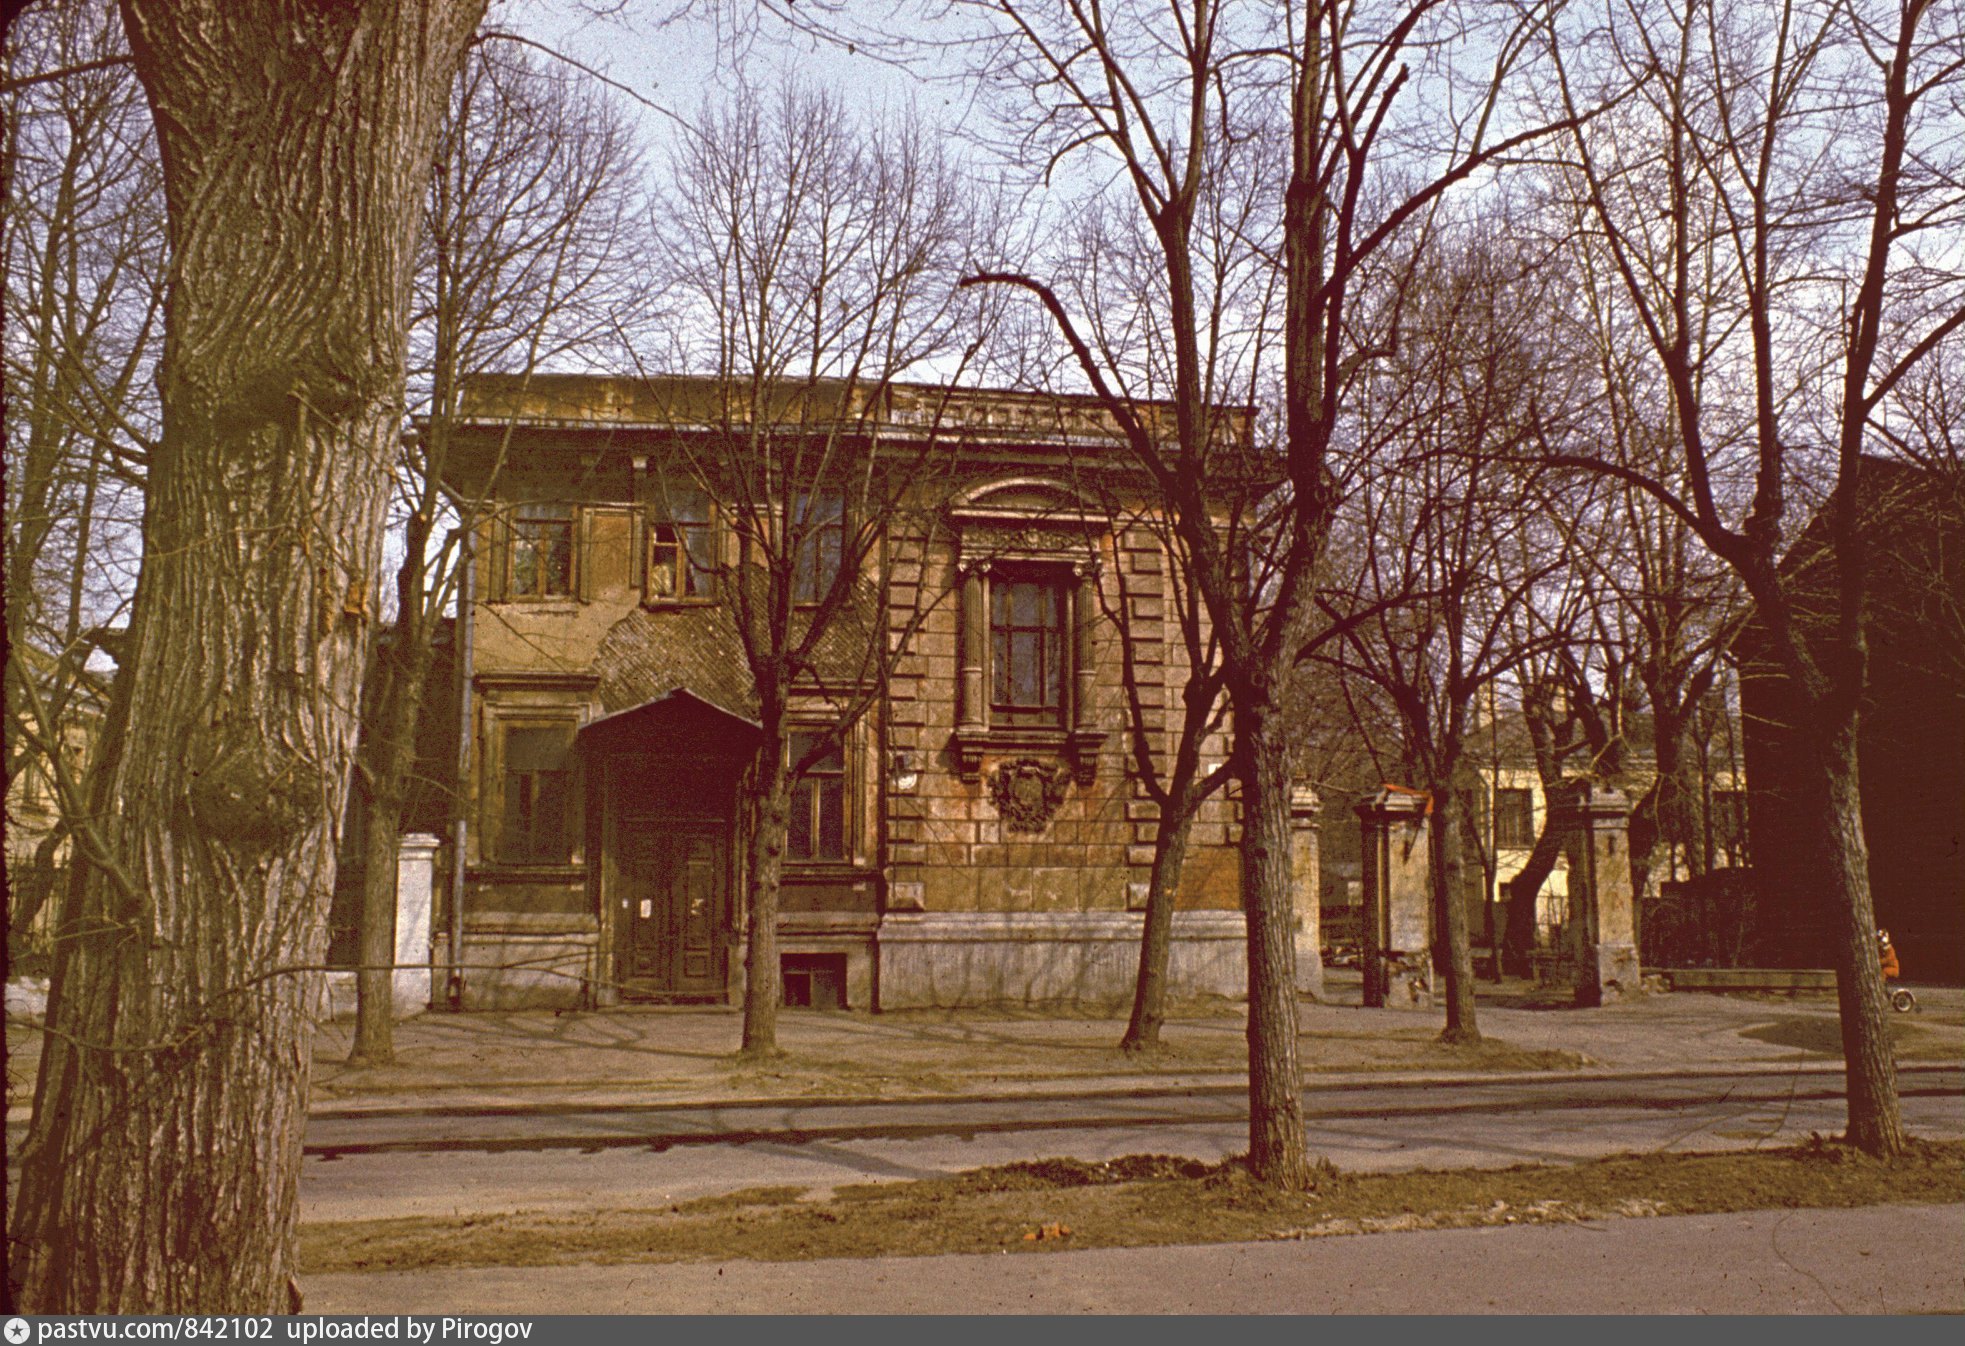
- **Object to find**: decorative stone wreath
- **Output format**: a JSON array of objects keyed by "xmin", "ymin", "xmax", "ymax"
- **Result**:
[{"xmin": 989, "ymin": 757, "xmax": 1073, "ymax": 833}]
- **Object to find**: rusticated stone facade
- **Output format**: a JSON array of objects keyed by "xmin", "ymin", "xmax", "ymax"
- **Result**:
[{"xmin": 435, "ymin": 373, "xmax": 1261, "ymax": 1010}]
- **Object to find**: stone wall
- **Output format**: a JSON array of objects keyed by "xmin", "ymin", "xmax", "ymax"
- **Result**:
[
  {"xmin": 878, "ymin": 911, "xmax": 1247, "ymax": 1006},
  {"xmin": 877, "ymin": 502, "xmax": 1248, "ymax": 1003},
  {"xmin": 882, "ymin": 521, "xmax": 1240, "ymax": 919}
]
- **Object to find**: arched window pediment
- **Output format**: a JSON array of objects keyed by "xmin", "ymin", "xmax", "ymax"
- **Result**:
[
  {"xmin": 950, "ymin": 477, "xmax": 1107, "ymax": 572},
  {"xmin": 949, "ymin": 476, "xmax": 1101, "ymax": 521}
]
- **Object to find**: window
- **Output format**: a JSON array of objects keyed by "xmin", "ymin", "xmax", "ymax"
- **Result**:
[
  {"xmin": 990, "ymin": 575, "xmax": 1067, "ymax": 727},
  {"xmin": 508, "ymin": 503, "xmax": 573, "ymax": 598},
  {"xmin": 952, "ymin": 549, "xmax": 1105, "ymax": 783},
  {"xmin": 792, "ymin": 490, "xmax": 844, "ymax": 604},
  {"xmin": 787, "ymin": 730, "xmax": 846, "ymax": 861},
  {"xmin": 498, "ymin": 724, "xmax": 574, "ymax": 864},
  {"xmin": 781, "ymin": 952, "xmax": 847, "ymax": 1009},
  {"xmin": 1493, "ymin": 787, "xmax": 1535, "ymax": 849},
  {"xmin": 647, "ymin": 482, "xmax": 717, "ymax": 601}
]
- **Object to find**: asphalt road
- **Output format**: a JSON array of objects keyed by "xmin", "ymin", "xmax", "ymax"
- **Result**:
[{"xmin": 299, "ymin": 1064, "xmax": 1965, "ymax": 1221}]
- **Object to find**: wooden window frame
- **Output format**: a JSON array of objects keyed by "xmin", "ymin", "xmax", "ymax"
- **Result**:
[
  {"xmin": 988, "ymin": 570, "xmax": 1069, "ymax": 730},
  {"xmin": 785, "ymin": 727, "xmax": 849, "ymax": 864},
  {"xmin": 504, "ymin": 502, "xmax": 577, "ymax": 601},
  {"xmin": 645, "ymin": 484, "xmax": 719, "ymax": 604},
  {"xmin": 952, "ymin": 557, "xmax": 1105, "ymax": 783},
  {"xmin": 493, "ymin": 720, "xmax": 578, "ymax": 867},
  {"xmin": 791, "ymin": 490, "xmax": 845, "ymax": 606}
]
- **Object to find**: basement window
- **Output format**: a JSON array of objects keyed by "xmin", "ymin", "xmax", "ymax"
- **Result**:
[{"xmin": 781, "ymin": 953, "xmax": 847, "ymax": 1009}]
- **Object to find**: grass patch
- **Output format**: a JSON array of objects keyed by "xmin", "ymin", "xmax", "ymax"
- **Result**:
[
  {"xmin": 1739, "ymin": 1014, "xmax": 1963, "ymax": 1061},
  {"xmin": 300, "ymin": 1138, "xmax": 1965, "ymax": 1276},
  {"xmin": 1416, "ymin": 1038, "xmax": 1594, "ymax": 1072},
  {"xmin": 670, "ymin": 1186, "xmax": 810, "ymax": 1215}
]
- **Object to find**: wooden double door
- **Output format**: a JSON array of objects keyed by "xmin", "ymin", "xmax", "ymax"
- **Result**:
[{"xmin": 616, "ymin": 819, "xmax": 728, "ymax": 999}]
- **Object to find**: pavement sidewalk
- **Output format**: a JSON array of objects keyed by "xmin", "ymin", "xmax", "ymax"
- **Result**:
[
  {"xmin": 304, "ymin": 975, "xmax": 1965, "ymax": 1112},
  {"xmin": 8, "ymin": 975, "xmax": 1962, "ymax": 1122},
  {"xmin": 301, "ymin": 1201, "xmax": 1965, "ymax": 1314}
]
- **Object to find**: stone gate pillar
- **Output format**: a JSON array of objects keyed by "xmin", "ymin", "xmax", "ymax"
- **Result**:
[
  {"xmin": 1291, "ymin": 785, "xmax": 1324, "ymax": 1001},
  {"xmin": 1550, "ymin": 784, "xmax": 1639, "ymax": 1005},
  {"xmin": 1356, "ymin": 787, "xmax": 1432, "ymax": 1007},
  {"xmin": 394, "ymin": 832, "xmax": 440, "ymax": 1014}
]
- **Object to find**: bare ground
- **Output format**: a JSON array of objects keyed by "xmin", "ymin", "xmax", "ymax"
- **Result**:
[{"xmin": 300, "ymin": 1137, "xmax": 1965, "ymax": 1275}]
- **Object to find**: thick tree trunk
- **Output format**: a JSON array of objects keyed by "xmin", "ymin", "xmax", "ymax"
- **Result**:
[
  {"xmin": 1237, "ymin": 705, "xmax": 1310, "ymax": 1188},
  {"xmin": 1501, "ymin": 787, "xmax": 1569, "ymax": 977},
  {"xmin": 10, "ymin": 400, "xmax": 399, "ymax": 1312},
  {"xmin": 1429, "ymin": 779, "xmax": 1480, "ymax": 1043},
  {"xmin": 740, "ymin": 763, "xmax": 791, "ymax": 1059},
  {"xmin": 7, "ymin": 0, "xmax": 481, "ymax": 1313},
  {"xmin": 1806, "ymin": 714, "xmax": 1903, "ymax": 1157},
  {"xmin": 1120, "ymin": 802, "xmax": 1196, "ymax": 1054}
]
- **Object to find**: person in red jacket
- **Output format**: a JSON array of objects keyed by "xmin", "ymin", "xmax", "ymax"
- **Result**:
[{"xmin": 1878, "ymin": 929, "xmax": 1901, "ymax": 982}]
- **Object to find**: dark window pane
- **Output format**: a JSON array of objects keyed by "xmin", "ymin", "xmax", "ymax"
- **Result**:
[
  {"xmin": 682, "ymin": 523, "xmax": 716, "ymax": 596},
  {"xmin": 511, "ymin": 504, "xmax": 573, "ymax": 597},
  {"xmin": 664, "ymin": 483, "xmax": 711, "ymax": 524},
  {"xmin": 793, "ymin": 491, "xmax": 845, "ymax": 603},
  {"xmin": 816, "ymin": 776, "xmax": 844, "ymax": 858},
  {"xmin": 788, "ymin": 779, "xmax": 815, "ymax": 859},
  {"xmin": 501, "ymin": 726, "xmax": 573, "ymax": 863},
  {"xmin": 651, "ymin": 486, "xmax": 716, "ymax": 600},
  {"xmin": 989, "ymin": 574, "xmax": 1069, "ymax": 724},
  {"xmin": 787, "ymin": 730, "xmax": 845, "ymax": 861},
  {"xmin": 531, "ymin": 772, "xmax": 568, "ymax": 853},
  {"xmin": 1495, "ymin": 789, "xmax": 1534, "ymax": 848},
  {"xmin": 501, "ymin": 779, "xmax": 528, "ymax": 856},
  {"xmin": 1011, "ymin": 581, "xmax": 1038, "ymax": 626},
  {"xmin": 1011, "ymin": 631, "xmax": 1039, "ymax": 703},
  {"xmin": 790, "ymin": 731, "xmax": 832, "ymax": 767},
  {"xmin": 507, "ymin": 726, "xmax": 570, "ymax": 773}
]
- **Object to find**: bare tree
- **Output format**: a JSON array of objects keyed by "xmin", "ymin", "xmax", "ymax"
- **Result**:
[
  {"xmin": 1538, "ymin": 0, "xmax": 1965, "ymax": 1154},
  {"xmin": 1101, "ymin": 501, "xmax": 1239, "ymax": 1052},
  {"xmin": 653, "ymin": 81, "xmax": 993, "ymax": 1058},
  {"xmin": 1328, "ymin": 230, "xmax": 1586, "ymax": 1037},
  {"xmin": 2, "ymin": 0, "xmax": 158, "ymax": 959},
  {"xmin": 345, "ymin": 39, "xmax": 651, "ymax": 1063},
  {"xmin": 958, "ymin": 0, "xmax": 1581, "ymax": 1187},
  {"xmin": 979, "ymin": 70, "xmax": 1277, "ymax": 1054},
  {"xmin": 8, "ymin": 0, "xmax": 484, "ymax": 1312}
]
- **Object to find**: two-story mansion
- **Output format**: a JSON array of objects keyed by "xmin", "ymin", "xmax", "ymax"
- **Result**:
[{"xmin": 435, "ymin": 373, "xmax": 1307, "ymax": 1011}]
